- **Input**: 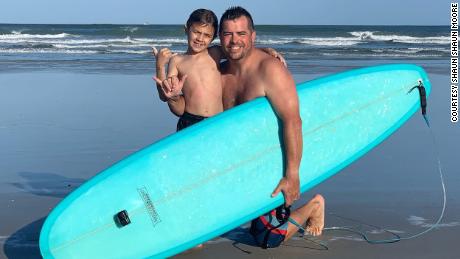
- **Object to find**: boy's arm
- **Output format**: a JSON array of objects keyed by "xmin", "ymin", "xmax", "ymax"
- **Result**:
[
  {"xmin": 165, "ymin": 56, "xmax": 185, "ymax": 116},
  {"xmin": 260, "ymin": 47, "xmax": 287, "ymax": 67},
  {"xmin": 153, "ymin": 77, "xmax": 186, "ymax": 117},
  {"xmin": 166, "ymin": 95, "xmax": 185, "ymax": 117},
  {"xmin": 207, "ymin": 45, "xmax": 287, "ymax": 67},
  {"xmin": 153, "ymin": 56, "xmax": 187, "ymax": 117},
  {"xmin": 153, "ymin": 47, "xmax": 175, "ymax": 102}
]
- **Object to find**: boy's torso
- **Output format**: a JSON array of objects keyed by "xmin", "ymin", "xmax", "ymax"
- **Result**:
[{"xmin": 176, "ymin": 53, "xmax": 223, "ymax": 117}]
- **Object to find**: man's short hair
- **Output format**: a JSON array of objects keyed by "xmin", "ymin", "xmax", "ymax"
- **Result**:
[
  {"xmin": 219, "ymin": 6, "xmax": 255, "ymax": 33},
  {"xmin": 186, "ymin": 9, "xmax": 218, "ymax": 39}
]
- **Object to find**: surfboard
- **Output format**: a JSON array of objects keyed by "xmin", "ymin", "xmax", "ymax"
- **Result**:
[{"xmin": 39, "ymin": 64, "xmax": 431, "ymax": 258}]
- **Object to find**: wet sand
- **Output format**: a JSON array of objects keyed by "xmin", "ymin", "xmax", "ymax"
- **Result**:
[{"xmin": 1, "ymin": 70, "xmax": 458, "ymax": 258}]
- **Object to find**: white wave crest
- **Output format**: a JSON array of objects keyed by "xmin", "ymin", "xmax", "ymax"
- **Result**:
[
  {"xmin": 151, "ymin": 38, "xmax": 188, "ymax": 44},
  {"xmin": 51, "ymin": 42, "xmax": 171, "ymax": 49},
  {"xmin": 0, "ymin": 32, "xmax": 71, "ymax": 40},
  {"xmin": 122, "ymin": 26, "xmax": 139, "ymax": 33},
  {"xmin": 0, "ymin": 48, "xmax": 98, "ymax": 54},
  {"xmin": 53, "ymin": 44, "xmax": 107, "ymax": 49},
  {"xmin": 0, "ymin": 36, "xmax": 137, "ymax": 45},
  {"xmin": 349, "ymin": 31, "xmax": 450, "ymax": 44},
  {"xmin": 258, "ymin": 36, "xmax": 362, "ymax": 46},
  {"xmin": 349, "ymin": 31, "xmax": 378, "ymax": 40},
  {"xmin": 256, "ymin": 38, "xmax": 292, "ymax": 45},
  {"xmin": 299, "ymin": 37, "xmax": 362, "ymax": 46},
  {"xmin": 108, "ymin": 49, "xmax": 151, "ymax": 54},
  {"xmin": 408, "ymin": 47, "xmax": 450, "ymax": 53}
]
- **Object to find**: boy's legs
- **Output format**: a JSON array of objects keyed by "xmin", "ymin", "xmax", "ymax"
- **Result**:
[{"xmin": 284, "ymin": 194, "xmax": 325, "ymax": 241}]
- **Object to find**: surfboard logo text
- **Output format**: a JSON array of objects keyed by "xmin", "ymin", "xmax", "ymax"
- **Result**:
[{"xmin": 138, "ymin": 187, "xmax": 162, "ymax": 227}]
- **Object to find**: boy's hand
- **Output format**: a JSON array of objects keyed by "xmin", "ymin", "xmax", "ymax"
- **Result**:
[
  {"xmin": 264, "ymin": 48, "xmax": 287, "ymax": 67},
  {"xmin": 153, "ymin": 74, "xmax": 188, "ymax": 100},
  {"xmin": 153, "ymin": 47, "xmax": 177, "ymax": 68}
]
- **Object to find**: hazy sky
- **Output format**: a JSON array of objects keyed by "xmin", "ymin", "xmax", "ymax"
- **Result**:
[{"xmin": 0, "ymin": 0, "xmax": 451, "ymax": 25}]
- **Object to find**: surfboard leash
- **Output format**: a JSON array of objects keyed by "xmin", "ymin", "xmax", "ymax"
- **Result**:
[
  {"xmin": 288, "ymin": 80, "xmax": 447, "ymax": 247},
  {"xmin": 409, "ymin": 80, "xmax": 430, "ymax": 126},
  {"xmin": 394, "ymin": 84, "xmax": 447, "ymax": 241}
]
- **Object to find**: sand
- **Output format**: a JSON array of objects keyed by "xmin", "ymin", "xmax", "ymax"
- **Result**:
[{"xmin": 1, "ymin": 71, "xmax": 458, "ymax": 258}]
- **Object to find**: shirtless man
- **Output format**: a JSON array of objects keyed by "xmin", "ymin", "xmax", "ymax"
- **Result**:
[{"xmin": 218, "ymin": 6, "xmax": 324, "ymax": 247}]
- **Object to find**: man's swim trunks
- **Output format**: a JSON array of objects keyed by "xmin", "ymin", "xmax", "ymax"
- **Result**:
[
  {"xmin": 249, "ymin": 207, "xmax": 290, "ymax": 248},
  {"xmin": 176, "ymin": 111, "xmax": 208, "ymax": 131}
]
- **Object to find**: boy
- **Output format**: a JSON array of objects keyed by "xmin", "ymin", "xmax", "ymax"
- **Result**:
[{"xmin": 154, "ymin": 9, "xmax": 222, "ymax": 131}]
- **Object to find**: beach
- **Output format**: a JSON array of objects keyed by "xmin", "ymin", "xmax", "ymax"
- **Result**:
[
  {"xmin": 1, "ymin": 71, "xmax": 458, "ymax": 259},
  {"xmin": 1, "ymin": 24, "xmax": 458, "ymax": 258}
]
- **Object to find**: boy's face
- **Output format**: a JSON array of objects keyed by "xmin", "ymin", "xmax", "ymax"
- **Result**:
[{"xmin": 186, "ymin": 23, "xmax": 215, "ymax": 54}]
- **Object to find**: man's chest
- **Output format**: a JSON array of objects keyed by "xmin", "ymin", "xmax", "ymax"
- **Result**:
[{"xmin": 221, "ymin": 75, "xmax": 265, "ymax": 109}]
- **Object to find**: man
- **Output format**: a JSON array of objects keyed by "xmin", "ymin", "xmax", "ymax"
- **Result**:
[
  {"xmin": 218, "ymin": 6, "xmax": 324, "ymax": 247},
  {"xmin": 219, "ymin": 7, "xmax": 301, "ymax": 208}
]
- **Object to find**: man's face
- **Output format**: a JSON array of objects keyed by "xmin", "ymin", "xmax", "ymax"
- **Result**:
[
  {"xmin": 219, "ymin": 16, "xmax": 255, "ymax": 61},
  {"xmin": 186, "ymin": 23, "xmax": 215, "ymax": 54}
]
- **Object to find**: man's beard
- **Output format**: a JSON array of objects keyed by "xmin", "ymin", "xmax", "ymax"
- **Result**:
[{"xmin": 225, "ymin": 44, "xmax": 249, "ymax": 61}]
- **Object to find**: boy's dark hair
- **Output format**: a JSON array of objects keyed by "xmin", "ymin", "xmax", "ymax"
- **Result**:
[
  {"xmin": 186, "ymin": 9, "xmax": 218, "ymax": 39},
  {"xmin": 219, "ymin": 6, "xmax": 254, "ymax": 33}
]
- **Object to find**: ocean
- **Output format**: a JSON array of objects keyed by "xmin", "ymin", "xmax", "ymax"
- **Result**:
[{"xmin": 0, "ymin": 24, "xmax": 450, "ymax": 74}]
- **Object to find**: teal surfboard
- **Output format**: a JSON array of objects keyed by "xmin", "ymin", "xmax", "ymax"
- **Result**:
[{"xmin": 39, "ymin": 64, "xmax": 431, "ymax": 258}]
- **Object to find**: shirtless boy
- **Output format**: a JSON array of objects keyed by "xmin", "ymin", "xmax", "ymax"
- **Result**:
[{"xmin": 153, "ymin": 9, "xmax": 222, "ymax": 131}]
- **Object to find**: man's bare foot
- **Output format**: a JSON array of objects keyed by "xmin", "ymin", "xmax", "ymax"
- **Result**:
[{"xmin": 305, "ymin": 194, "xmax": 325, "ymax": 236}]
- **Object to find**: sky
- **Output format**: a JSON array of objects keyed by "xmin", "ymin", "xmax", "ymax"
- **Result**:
[{"xmin": 0, "ymin": 0, "xmax": 452, "ymax": 25}]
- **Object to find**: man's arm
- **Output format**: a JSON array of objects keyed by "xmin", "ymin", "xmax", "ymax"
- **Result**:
[
  {"xmin": 208, "ymin": 45, "xmax": 223, "ymax": 65},
  {"xmin": 263, "ymin": 60, "xmax": 302, "ymax": 207}
]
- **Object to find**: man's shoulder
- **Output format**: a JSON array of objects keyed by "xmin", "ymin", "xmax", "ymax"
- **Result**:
[
  {"xmin": 252, "ymin": 50, "xmax": 294, "ymax": 91},
  {"xmin": 256, "ymin": 52, "xmax": 288, "ymax": 77},
  {"xmin": 253, "ymin": 49, "xmax": 281, "ymax": 66}
]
